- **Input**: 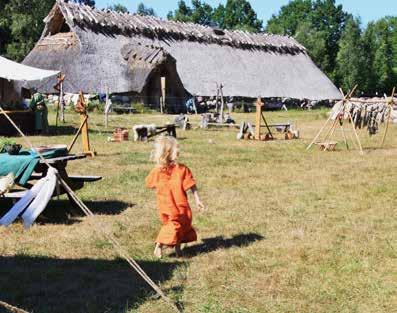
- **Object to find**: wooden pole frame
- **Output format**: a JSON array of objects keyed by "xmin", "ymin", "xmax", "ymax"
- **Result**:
[
  {"xmin": 380, "ymin": 87, "xmax": 395, "ymax": 148},
  {"xmin": 307, "ymin": 85, "xmax": 363, "ymax": 154},
  {"xmin": 68, "ymin": 92, "xmax": 96, "ymax": 157}
]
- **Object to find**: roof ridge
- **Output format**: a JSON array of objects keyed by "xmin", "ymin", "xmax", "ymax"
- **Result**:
[{"xmin": 55, "ymin": 0, "xmax": 305, "ymax": 53}]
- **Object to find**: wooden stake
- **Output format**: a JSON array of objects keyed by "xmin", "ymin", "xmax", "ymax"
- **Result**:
[
  {"xmin": 104, "ymin": 86, "xmax": 110, "ymax": 129},
  {"xmin": 68, "ymin": 115, "xmax": 88, "ymax": 152},
  {"xmin": 70, "ymin": 92, "xmax": 96, "ymax": 157},
  {"xmin": 339, "ymin": 122, "xmax": 349, "ymax": 150},
  {"xmin": 160, "ymin": 77, "xmax": 166, "ymax": 114},
  {"xmin": 219, "ymin": 84, "xmax": 225, "ymax": 122},
  {"xmin": 255, "ymin": 97, "xmax": 263, "ymax": 140},
  {"xmin": 306, "ymin": 114, "xmax": 333, "ymax": 150},
  {"xmin": 347, "ymin": 109, "xmax": 364, "ymax": 155},
  {"xmin": 380, "ymin": 87, "xmax": 395, "ymax": 148}
]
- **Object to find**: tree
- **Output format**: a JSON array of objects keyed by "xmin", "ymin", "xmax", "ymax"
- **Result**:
[
  {"xmin": 265, "ymin": 0, "xmax": 349, "ymax": 80},
  {"xmin": 371, "ymin": 18, "xmax": 395, "ymax": 94},
  {"xmin": 71, "ymin": 0, "xmax": 95, "ymax": 7},
  {"xmin": 295, "ymin": 20, "xmax": 329, "ymax": 72},
  {"xmin": 167, "ymin": 0, "xmax": 212, "ymax": 25},
  {"xmin": 168, "ymin": 0, "xmax": 262, "ymax": 32},
  {"xmin": 217, "ymin": 0, "xmax": 262, "ymax": 32},
  {"xmin": 0, "ymin": 0, "xmax": 12, "ymax": 56},
  {"xmin": 137, "ymin": 2, "xmax": 156, "ymax": 16},
  {"xmin": 335, "ymin": 17, "xmax": 366, "ymax": 92},
  {"xmin": 266, "ymin": 0, "xmax": 312, "ymax": 35},
  {"xmin": 108, "ymin": 3, "xmax": 128, "ymax": 13},
  {"xmin": 1, "ymin": 0, "xmax": 55, "ymax": 61}
]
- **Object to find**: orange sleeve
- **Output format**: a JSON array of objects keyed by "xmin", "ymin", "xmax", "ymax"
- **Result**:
[
  {"xmin": 145, "ymin": 168, "xmax": 158, "ymax": 189},
  {"xmin": 182, "ymin": 166, "xmax": 196, "ymax": 191}
]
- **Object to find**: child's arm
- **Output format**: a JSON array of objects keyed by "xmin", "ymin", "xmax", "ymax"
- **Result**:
[{"xmin": 191, "ymin": 185, "xmax": 206, "ymax": 211}]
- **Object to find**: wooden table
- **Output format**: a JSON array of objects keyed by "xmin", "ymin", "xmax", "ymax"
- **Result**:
[{"xmin": 4, "ymin": 153, "xmax": 102, "ymax": 201}]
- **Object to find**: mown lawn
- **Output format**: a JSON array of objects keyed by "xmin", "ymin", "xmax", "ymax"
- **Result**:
[{"xmin": 0, "ymin": 109, "xmax": 396, "ymax": 313}]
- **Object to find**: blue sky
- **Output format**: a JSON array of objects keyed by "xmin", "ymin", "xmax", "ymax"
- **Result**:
[{"xmin": 95, "ymin": 0, "xmax": 396, "ymax": 26}]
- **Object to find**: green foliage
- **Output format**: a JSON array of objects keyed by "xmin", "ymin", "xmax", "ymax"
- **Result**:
[
  {"xmin": 136, "ymin": 2, "xmax": 156, "ymax": 16},
  {"xmin": 295, "ymin": 20, "xmax": 330, "ymax": 72},
  {"xmin": 108, "ymin": 3, "xmax": 128, "ymax": 13},
  {"xmin": 168, "ymin": 0, "xmax": 262, "ymax": 32},
  {"xmin": 335, "ymin": 17, "xmax": 367, "ymax": 93},
  {"xmin": 0, "ymin": 0, "xmax": 55, "ymax": 62},
  {"xmin": 266, "ymin": 0, "xmax": 397, "ymax": 95},
  {"xmin": 0, "ymin": 138, "xmax": 17, "ymax": 152},
  {"xmin": 218, "ymin": 0, "xmax": 263, "ymax": 32},
  {"xmin": 71, "ymin": 0, "xmax": 95, "ymax": 7},
  {"xmin": 266, "ymin": 0, "xmax": 349, "ymax": 80}
]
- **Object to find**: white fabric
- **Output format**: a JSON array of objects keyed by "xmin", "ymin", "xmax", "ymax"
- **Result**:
[
  {"xmin": 0, "ymin": 56, "xmax": 59, "ymax": 82},
  {"xmin": 0, "ymin": 178, "xmax": 46, "ymax": 226},
  {"xmin": 0, "ymin": 167, "xmax": 58, "ymax": 227},
  {"xmin": 22, "ymin": 168, "xmax": 57, "ymax": 228}
]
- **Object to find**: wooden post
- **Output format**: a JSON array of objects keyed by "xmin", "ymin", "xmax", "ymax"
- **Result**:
[
  {"xmin": 339, "ymin": 122, "xmax": 349, "ymax": 150},
  {"xmin": 380, "ymin": 87, "xmax": 395, "ymax": 148},
  {"xmin": 161, "ymin": 77, "xmax": 166, "ymax": 114},
  {"xmin": 105, "ymin": 86, "xmax": 110, "ymax": 129},
  {"xmin": 215, "ymin": 83, "xmax": 220, "ymax": 113},
  {"xmin": 219, "ymin": 84, "xmax": 225, "ymax": 122},
  {"xmin": 255, "ymin": 97, "xmax": 264, "ymax": 140},
  {"xmin": 347, "ymin": 109, "xmax": 364, "ymax": 155},
  {"xmin": 70, "ymin": 92, "xmax": 96, "ymax": 157},
  {"xmin": 60, "ymin": 77, "xmax": 65, "ymax": 123}
]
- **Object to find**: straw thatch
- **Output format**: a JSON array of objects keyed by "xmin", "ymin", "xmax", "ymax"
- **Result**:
[{"xmin": 22, "ymin": 0, "xmax": 342, "ymax": 101}]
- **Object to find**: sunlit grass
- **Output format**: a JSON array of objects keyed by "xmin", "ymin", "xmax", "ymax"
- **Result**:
[{"xmin": 0, "ymin": 109, "xmax": 396, "ymax": 313}]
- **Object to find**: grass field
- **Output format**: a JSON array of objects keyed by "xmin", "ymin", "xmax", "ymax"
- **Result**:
[{"xmin": 0, "ymin": 109, "xmax": 396, "ymax": 313}]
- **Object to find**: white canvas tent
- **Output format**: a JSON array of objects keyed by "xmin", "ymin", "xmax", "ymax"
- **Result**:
[{"xmin": 0, "ymin": 56, "xmax": 59, "ymax": 82}]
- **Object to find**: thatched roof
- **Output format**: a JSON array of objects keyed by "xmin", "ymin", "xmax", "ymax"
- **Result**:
[{"xmin": 22, "ymin": 0, "xmax": 342, "ymax": 100}]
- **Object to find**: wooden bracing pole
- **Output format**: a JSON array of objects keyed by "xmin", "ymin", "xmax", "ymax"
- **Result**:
[
  {"xmin": 380, "ymin": 87, "xmax": 395, "ymax": 148},
  {"xmin": 69, "ymin": 92, "xmax": 96, "ymax": 157},
  {"xmin": 255, "ymin": 97, "xmax": 263, "ymax": 140},
  {"xmin": 307, "ymin": 85, "xmax": 360, "ymax": 152}
]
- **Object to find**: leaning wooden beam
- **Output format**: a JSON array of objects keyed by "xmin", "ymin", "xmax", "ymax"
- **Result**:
[
  {"xmin": 306, "ymin": 114, "xmax": 333, "ymax": 150},
  {"xmin": 0, "ymin": 301, "xmax": 29, "ymax": 313},
  {"xmin": 348, "ymin": 111, "xmax": 364, "ymax": 155},
  {"xmin": 380, "ymin": 87, "xmax": 395, "ymax": 148},
  {"xmin": 67, "ymin": 115, "xmax": 88, "ymax": 152},
  {"xmin": 349, "ymin": 98, "xmax": 397, "ymax": 104}
]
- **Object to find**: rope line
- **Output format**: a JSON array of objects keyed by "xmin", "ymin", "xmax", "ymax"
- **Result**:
[
  {"xmin": 0, "ymin": 301, "xmax": 30, "ymax": 313},
  {"xmin": 0, "ymin": 106, "xmax": 181, "ymax": 313}
]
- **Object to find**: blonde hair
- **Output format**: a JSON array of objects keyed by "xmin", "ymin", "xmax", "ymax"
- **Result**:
[{"xmin": 151, "ymin": 135, "xmax": 179, "ymax": 167}]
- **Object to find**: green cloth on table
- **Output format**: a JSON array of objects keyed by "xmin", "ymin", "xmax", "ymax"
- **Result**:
[{"xmin": 0, "ymin": 148, "xmax": 67, "ymax": 186}]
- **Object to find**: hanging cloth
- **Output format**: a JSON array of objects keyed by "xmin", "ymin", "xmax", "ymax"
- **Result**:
[{"xmin": 0, "ymin": 167, "xmax": 58, "ymax": 227}]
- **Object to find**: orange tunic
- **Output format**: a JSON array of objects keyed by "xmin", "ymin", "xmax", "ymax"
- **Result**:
[{"xmin": 145, "ymin": 163, "xmax": 197, "ymax": 246}]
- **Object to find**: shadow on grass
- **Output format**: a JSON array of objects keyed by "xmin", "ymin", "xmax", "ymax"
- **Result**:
[
  {"xmin": 0, "ymin": 255, "xmax": 182, "ymax": 313},
  {"xmin": 47, "ymin": 125, "xmax": 113, "ymax": 137},
  {"xmin": 0, "ymin": 199, "xmax": 133, "ymax": 225},
  {"xmin": 177, "ymin": 233, "xmax": 264, "ymax": 258}
]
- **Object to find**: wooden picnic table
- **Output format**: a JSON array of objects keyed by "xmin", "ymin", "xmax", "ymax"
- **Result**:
[{"xmin": 4, "ymin": 153, "xmax": 102, "ymax": 203}]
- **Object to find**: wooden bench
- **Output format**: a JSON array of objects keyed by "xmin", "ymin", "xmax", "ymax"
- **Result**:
[
  {"xmin": 316, "ymin": 141, "xmax": 338, "ymax": 151},
  {"xmin": 112, "ymin": 106, "xmax": 137, "ymax": 114}
]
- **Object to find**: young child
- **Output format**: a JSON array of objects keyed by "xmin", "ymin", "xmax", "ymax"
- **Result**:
[{"xmin": 145, "ymin": 135, "xmax": 205, "ymax": 258}]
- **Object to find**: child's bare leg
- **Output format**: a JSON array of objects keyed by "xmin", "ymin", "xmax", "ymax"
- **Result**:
[{"xmin": 154, "ymin": 242, "xmax": 163, "ymax": 258}]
